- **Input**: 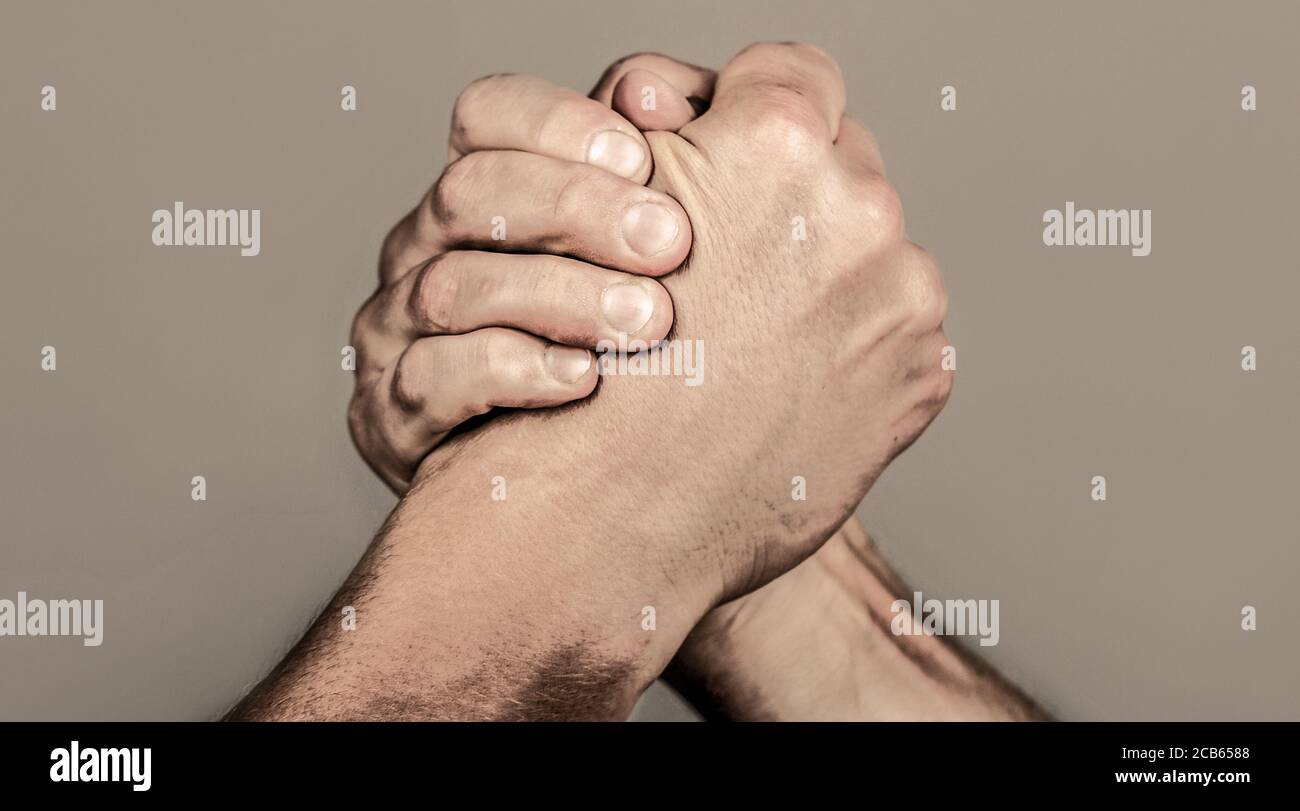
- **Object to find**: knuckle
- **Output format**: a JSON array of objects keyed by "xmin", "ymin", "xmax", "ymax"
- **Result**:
[
  {"xmin": 536, "ymin": 94, "xmax": 602, "ymax": 148},
  {"xmin": 466, "ymin": 330, "xmax": 537, "ymax": 416},
  {"xmin": 545, "ymin": 165, "xmax": 597, "ymax": 223},
  {"xmin": 742, "ymin": 89, "xmax": 829, "ymax": 156},
  {"xmin": 902, "ymin": 244, "xmax": 948, "ymax": 330},
  {"xmin": 378, "ymin": 220, "xmax": 405, "ymax": 273},
  {"xmin": 348, "ymin": 392, "xmax": 396, "ymax": 471},
  {"xmin": 927, "ymin": 341, "xmax": 955, "ymax": 410},
  {"xmin": 391, "ymin": 342, "xmax": 432, "ymax": 412},
  {"xmin": 345, "ymin": 392, "xmax": 368, "ymax": 443},
  {"xmin": 477, "ymin": 328, "xmax": 529, "ymax": 383},
  {"xmin": 349, "ymin": 290, "xmax": 380, "ymax": 352},
  {"xmin": 918, "ymin": 374, "xmax": 954, "ymax": 426},
  {"xmin": 430, "ymin": 152, "xmax": 487, "ymax": 228},
  {"xmin": 408, "ymin": 255, "xmax": 460, "ymax": 333},
  {"xmin": 533, "ymin": 256, "xmax": 572, "ymax": 303},
  {"xmin": 452, "ymin": 73, "xmax": 512, "ymax": 136},
  {"xmin": 383, "ymin": 205, "xmax": 435, "ymax": 283},
  {"xmin": 851, "ymin": 175, "xmax": 905, "ymax": 254}
]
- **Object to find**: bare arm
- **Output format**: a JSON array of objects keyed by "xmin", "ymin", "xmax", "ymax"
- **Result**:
[
  {"xmin": 230, "ymin": 398, "xmax": 712, "ymax": 720},
  {"xmin": 233, "ymin": 42, "xmax": 957, "ymax": 720},
  {"xmin": 668, "ymin": 515, "xmax": 1049, "ymax": 721}
]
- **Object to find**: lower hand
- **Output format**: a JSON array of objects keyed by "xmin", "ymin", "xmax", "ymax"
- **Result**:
[{"xmin": 347, "ymin": 72, "xmax": 691, "ymax": 491}]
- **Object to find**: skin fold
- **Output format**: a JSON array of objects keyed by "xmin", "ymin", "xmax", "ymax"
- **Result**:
[{"xmin": 231, "ymin": 44, "xmax": 1044, "ymax": 721}]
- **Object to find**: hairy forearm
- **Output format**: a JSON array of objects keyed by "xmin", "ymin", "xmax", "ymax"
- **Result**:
[
  {"xmin": 668, "ymin": 517, "xmax": 1048, "ymax": 721},
  {"xmin": 229, "ymin": 384, "xmax": 719, "ymax": 720}
]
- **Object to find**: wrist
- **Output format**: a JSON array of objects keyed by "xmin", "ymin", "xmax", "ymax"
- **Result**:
[
  {"xmin": 669, "ymin": 517, "xmax": 1047, "ymax": 720},
  {"xmin": 405, "ymin": 409, "xmax": 720, "ymax": 699},
  {"xmin": 666, "ymin": 525, "xmax": 877, "ymax": 720}
]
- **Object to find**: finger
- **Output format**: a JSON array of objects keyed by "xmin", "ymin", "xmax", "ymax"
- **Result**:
[
  {"xmin": 590, "ymin": 52, "xmax": 716, "ymax": 110},
  {"xmin": 690, "ymin": 42, "xmax": 846, "ymax": 144},
  {"xmin": 591, "ymin": 53, "xmax": 716, "ymax": 133},
  {"xmin": 448, "ymin": 73, "xmax": 651, "ymax": 182},
  {"xmin": 388, "ymin": 151, "xmax": 694, "ymax": 284},
  {"xmin": 834, "ymin": 115, "xmax": 886, "ymax": 176},
  {"xmin": 428, "ymin": 151, "xmax": 691, "ymax": 275},
  {"xmin": 609, "ymin": 68, "xmax": 701, "ymax": 132},
  {"xmin": 362, "ymin": 251, "xmax": 673, "ymax": 365},
  {"xmin": 379, "ymin": 150, "xmax": 692, "ymax": 287},
  {"xmin": 361, "ymin": 328, "xmax": 599, "ymax": 483},
  {"xmin": 377, "ymin": 328, "xmax": 599, "ymax": 462}
]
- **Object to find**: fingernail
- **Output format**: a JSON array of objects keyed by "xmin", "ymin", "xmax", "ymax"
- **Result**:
[
  {"xmin": 600, "ymin": 283, "xmax": 654, "ymax": 334},
  {"xmin": 622, "ymin": 202, "xmax": 680, "ymax": 257},
  {"xmin": 546, "ymin": 345, "xmax": 593, "ymax": 383},
  {"xmin": 587, "ymin": 130, "xmax": 646, "ymax": 178}
]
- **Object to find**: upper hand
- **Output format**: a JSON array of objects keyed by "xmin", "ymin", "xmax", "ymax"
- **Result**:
[{"xmin": 493, "ymin": 42, "xmax": 954, "ymax": 601}]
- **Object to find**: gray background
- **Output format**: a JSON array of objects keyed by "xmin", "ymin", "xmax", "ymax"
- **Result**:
[{"xmin": 1, "ymin": 0, "xmax": 1296, "ymax": 720}]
